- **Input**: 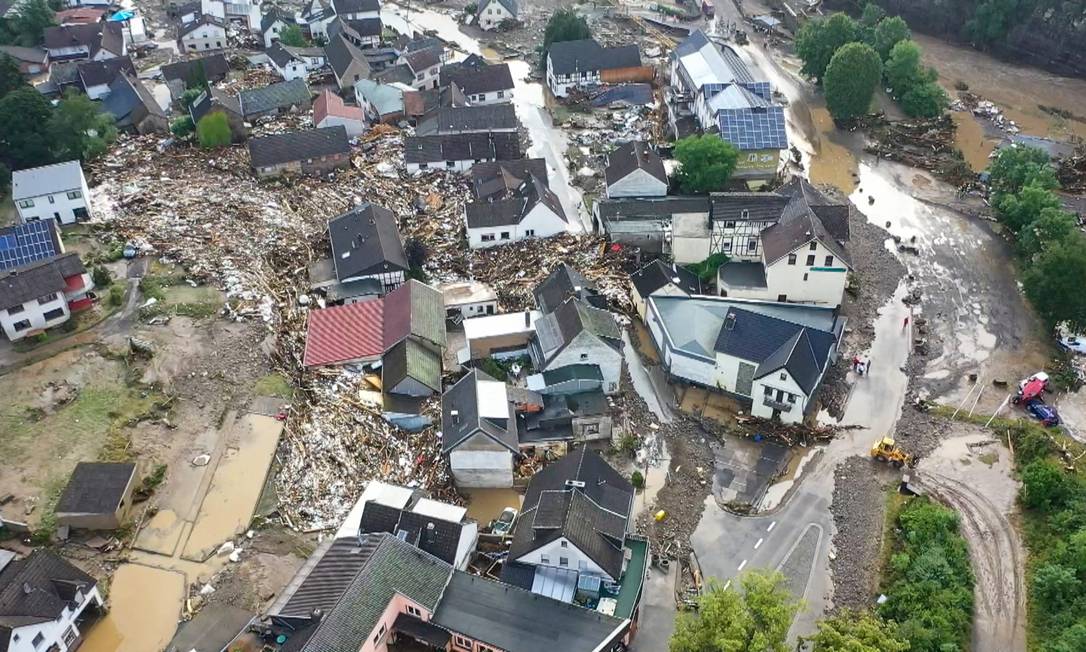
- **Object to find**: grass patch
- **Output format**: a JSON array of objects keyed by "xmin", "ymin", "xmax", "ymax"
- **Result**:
[
  {"xmin": 30, "ymin": 476, "xmax": 67, "ymax": 544},
  {"xmin": 254, "ymin": 373, "xmax": 293, "ymax": 399}
]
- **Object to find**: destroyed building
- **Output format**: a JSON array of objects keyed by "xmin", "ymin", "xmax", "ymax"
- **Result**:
[
  {"xmin": 309, "ymin": 202, "xmax": 408, "ymax": 302},
  {"xmin": 248, "ymin": 126, "xmax": 352, "ymax": 178}
]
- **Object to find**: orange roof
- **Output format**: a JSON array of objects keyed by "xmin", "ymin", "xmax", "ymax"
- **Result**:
[
  {"xmin": 313, "ymin": 89, "xmax": 364, "ymax": 126},
  {"xmin": 56, "ymin": 8, "xmax": 107, "ymax": 24},
  {"xmin": 303, "ymin": 300, "xmax": 385, "ymax": 367}
]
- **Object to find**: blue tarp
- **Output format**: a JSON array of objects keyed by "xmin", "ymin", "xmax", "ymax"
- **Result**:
[{"xmin": 108, "ymin": 10, "xmax": 135, "ymax": 21}]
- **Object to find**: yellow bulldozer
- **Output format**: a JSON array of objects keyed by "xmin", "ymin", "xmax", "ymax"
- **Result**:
[{"xmin": 870, "ymin": 437, "xmax": 914, "ymax": 468}]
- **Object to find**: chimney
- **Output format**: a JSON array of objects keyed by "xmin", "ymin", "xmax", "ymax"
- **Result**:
[
  {"xmin": 311, "ymin": 608, "xmax": 324, "ymax": 622},
  {"xmin": 426, "ymin": 521, "xmax": 435, "ymax": 543},
  {"xmin": 450, "ymin": 409, "xmax": 459, "ymax": 424},
  {"xmin": 724, "ymin": 312, "xmax": 736, "ymax": 331},
  {"xmin": 524, "ymin": 310, "xmax": 531, "ymax": 327}
]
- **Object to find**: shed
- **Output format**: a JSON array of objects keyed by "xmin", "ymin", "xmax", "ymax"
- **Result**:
[{"xmin": 54, "ymin": 462, "xmax": 138, "ymax": 530}]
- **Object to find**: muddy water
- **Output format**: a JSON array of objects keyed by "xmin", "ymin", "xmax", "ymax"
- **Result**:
[
  {"xmin": 80, "ymin": 564, "xmax": 186, "ymax": 652},
  {"xmin": 951, "ymin": 111, "xmax": 998, "ymax": 172},
  {"xmin": 463, "ymin": 488, "xmax": 522, "ymax": 525},
  {"xmin": 805, "ymin": 107, "xmax": 859, "ymax": 194}
]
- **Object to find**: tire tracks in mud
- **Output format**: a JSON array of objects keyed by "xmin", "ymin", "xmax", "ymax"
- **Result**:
[{"xmin": 918, "ymin": 471, "xmax": 1027, "ymax": 651}]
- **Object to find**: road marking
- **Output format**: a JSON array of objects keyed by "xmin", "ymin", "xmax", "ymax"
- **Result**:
[
  {"xmin": 754, "ymin": 538, "xmax": 764, "ymax": 550},
  {"xmin": 737, "ymin": 559, "xmax": 748, "ymax": 572},
  {"xmin": 767, "ymin": 521, "xmax": 776, "ymax": 532}
]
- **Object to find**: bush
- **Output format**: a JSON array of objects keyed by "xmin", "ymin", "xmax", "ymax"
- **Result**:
[
  {"xmin": 1022, "ymin": 460, "xmax": 1074, "ymax": 510},
  {"xmin": 170, "ymin": 116, "xmax": 195, "ymax": 138},
  {"xmin": 685, "ymin": 252, "xmax": 730, "ymax": 283},
  {"xmin": 109, "ymin": 283, "xmax": 124, "ymax": 306},
  {"xmin": 630, "ymin": 470, "xmax": 645, "ymax": 490},
  {"xmin": 91, "ymin": 265, "xmax": 112, "ymax": 288},
  {"xmin": 196, "ymin": 112, "xmax": 231, "ymax": 148}
]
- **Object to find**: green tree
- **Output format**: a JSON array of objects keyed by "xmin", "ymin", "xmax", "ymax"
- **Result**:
[
  {"xmin": 1024, "ymin": 235, "xmax": 1086, "ymax": 331},
  {"xmin": 185, "ymin": 58, "xmax": 209, "ymax": 91},
  {"xmin": 0, "ymin": 54, "xmax": 27, "ymax": 98},
  {"xmin": 988, "ymin": 145, "xmax": 1059, "ymax": 197},
  {"xmin": 1021, "ymin": 460, "xmax": 1074, "ymax": 509},
  {"xmin": 48, "ymin": 89, "xmax": 117, "ymax": 161},
  {"xmin": 542, "ymin": 8, "xmax": 590, "ymax": 66},
  {"xmin": 994, "ymin": 182, "xmax": 1062, "ymax": 234},
  {"xmin": 670, "ymin": 570, "xmax": 800, "ymax": 652},
  {"xmin": 873, "ymin": 16, "xmax": 911, "ymax": 60},
  {"xmin": 180, "ymin": 87, "xmax": 204, "ymax": 110},
  {"xmin": 0, "ymin": 86, "xmax": 53, "ymax": 169},
  {"xmin": 806, "ymin": 610, "xmax": 909, "ymax": 652},
  {"xmin": 673, "ymin": 135, "xmax": 738, "ymax": 193},
  {"xmin": 278, "ymin": 23, "xmax": 308, "ymax": 47},
  {"xmin": 1033, "ymin": 563, "xmax": 1082, "ymax": 608},
  {"xmin": 170, "ymin": 116, "xmax": 195, "ymax": 138},
  {"xmin": 1017, "ymin": 207, "xmax": 1077, "ymax": 260},
  {"xmin": 900, "ymin": 81, "xmax": 949, "ymax": 118},
  {"xmin": 823, "ymin": 42, "xmax": 882, "ymax": 122},
  {"xmin": 196, "ymin": 112, "xmax": 231, "ymax": 148},
  {"xmin": 860, "ymin": 3, "xmax": 886, "ymax": 26},
  {"xmin": 795, "ymin": 12, "xmax": 860, "ymax": 82},
  {"xmin": 884, "ymin": 40, "xmax": 928, "ymax": 94},
  {"xmin": 11, "ymin": 0, "xmax": 54, "ymax": 47},
  {"xmin": 964, "ymin": 0, "xmax": 1019, "ymax": 45}
]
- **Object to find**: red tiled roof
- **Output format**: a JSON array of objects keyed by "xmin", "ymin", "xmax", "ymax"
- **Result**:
[
  {"xmin": 56, "ymin": 7, "xmax": 106, "ymax": 24},
  {"xmin": 303, "ymin": 300, "xmax": 385, "ymax": 367},
  {"xmin": 313, "ymin": 89, "xmax": 363, "ymax": 126}
]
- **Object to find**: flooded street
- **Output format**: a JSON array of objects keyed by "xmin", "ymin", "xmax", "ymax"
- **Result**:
[
  {"xmin": 461, "ymin": 488, "xmax": 522, "ymax": 525},
  {"xmin": 80, "ymin": 564, "xmax": 186, "ymax": 652}
]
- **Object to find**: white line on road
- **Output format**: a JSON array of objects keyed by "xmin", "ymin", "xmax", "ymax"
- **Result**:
[
  {"xmin": 737, "ymin": 559, "xmax": 748, "ymax": 572},
  {"xmin": 767, "ymin": 521, "xmax": 776, "ymax": 532},
  {"xmin": 754, "ymin": 538, "xmax": 764, "ymax": 550}
]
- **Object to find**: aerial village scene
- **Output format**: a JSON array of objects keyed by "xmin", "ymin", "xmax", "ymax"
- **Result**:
[{"xmin": 1, "ymin": 0, "xmax": 1086, "ymax": 649}]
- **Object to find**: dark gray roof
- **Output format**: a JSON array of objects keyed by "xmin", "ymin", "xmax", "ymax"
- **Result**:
[
  {"xmin": 441, "ymin": 369, "xmax": 519, "ymax": 454},
  {"xmin": 471, "ymin": 158, "xmax": 548, "ymax": 200},
  {"xmin": 630, "ymin": 259, "xmax": 702, "ymax": 299},
  {"xmin": 55, "ymin": 462, "xmax": 136, "ymax": 516},
  {"xmin": 404, "ymin": 46, "xmax": 440, "ymax": 72},
  {"xmin": 710, "ymin": 192, "xmax": 791, "ymax": 223},
  {"xmin": 260, "ymin": 8, "xmax": 291, "ymax": 33},
  {"xmin": 44, "ymin": 22, "xmax": 123, "ymax": 57},
  {"xmin": 300, "ymin": 534, "xmax": 452, "ymax": 652},
  {"xmin": 604, "ymin": 141, "xmax": 667, "ymax": 189},
  {"xmin": 179, "ymin": 14, "xmax": 226, "ymax": 38},
  {"xmin": 267, "ymin": 41, "xmax": 299, "ymax": 68},
  {"xmin": 0, "ymin": 550, "xmax": 96, "ymax": 628},
  {"xmin": 439, "ymin": 62, "xmax": 514, "ymax": 95},
  {"xmin": 239, "ymin": 78, "xmax": 311, "ymax": 117},
  {"xmin": 358, "ymin": 501, "xmax": 465, "ymax": 565},
  {"xmin": 533, "ymin": 297, "xmax": 621, "ymax": 367},
  {"xmin": 761, "ymin": 178, "xmax": 851, "ymax": 267},
  {"xmin": 331, "ymin": 0, "xmax": 380, "ymax": 14},
  {"xmin": 0, "ymin": 253, "xmax": 84, "ymax": 311},
  {"xmin": 547, "ymin": 38, "xmax": 640, "ymax": 76},
  {"xmin": 374, "ymin": 62, "xmax": 414, "ymax": 86},
  {"xmin": 595, "ymin": 196, "xmax": 710, "ymax": 223},
  {"xmin": 434, "ymin": 571, "xmax": 627, "ymax": 652},
  {"xmin": 248, "ymin": 126, "xmax": 350, "ymax": 168},
  {"xmin": 273, "ymin": 537, "xmax": 381, "ymax": 618},
  {"xmin": 478, "ymin": 0, "xmax": 518, "ymax": 17},
  {"xmin": 101, "ymin": 73, "xmax": 167, "ymax": 127},
  {"xmin": 324, "ymin": 32, "xmax": 368, "ymax": 79},
  {"xmin": 465, "ymin": 174, "xmax": 565, "ymax": 228},
  {"xmin": 403, "ymin": 132, "xmax": 520, "ymax": 164},
  {"xmin": 190, "ymin": 87, "xmax": 241, "ymax": 124},
  {"xmin": 712, "ymin": 306, "xmax": 836, "ymax": 393},
  {"xmin": 509, "ymin": 448, "xmax": 633, "ymax": 579},
  {"xmin": 161, "ymin": 54, "xmax": 230, "ymax": 84},
  {"xmin": 77, "ymin": 56, "xmax": 135, "ymax": 88},
  {"xmin": 718, "ymin": 261, "xmax": 767, "ymax": 288},
  {"xmin": 533, "ymin": 263, "xmax": 601, "ymax": 314},
  {"xmin": 0, "ymin": 45, "xmax": 46, "ymax": 64},
  {"xmin": 328, "ymin": 202, "xmax": 408, "ymax": 281},
  {"xmin": 416, "ymin": 104, "xmax": 517, "ymax": 136}
]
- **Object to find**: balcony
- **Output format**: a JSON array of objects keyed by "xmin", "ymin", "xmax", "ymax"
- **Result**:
[{"xmin": 762, "ymin": 397, "xmax": 793, "ymax": 412}]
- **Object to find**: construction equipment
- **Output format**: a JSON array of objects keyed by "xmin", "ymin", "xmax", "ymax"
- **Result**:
[{"xmin": 870, "ymin": 437, "xmax": 913, "ymax": 468}]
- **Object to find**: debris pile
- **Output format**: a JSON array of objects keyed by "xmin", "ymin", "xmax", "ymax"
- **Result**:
[
  {"xmin": 829, "ymin": 456, "xmax": 891, "ymax": 611},
  {"xmin": 1056, "ymin": 145, "xmax": 1086, "ymax": 194},
  {"xmin": 954, "ymin": 92, "xmax": 1020, "ymax": 134},
  {"xmin": 862, "ymin": 114, "xmax": 976, "ymax": 188}
]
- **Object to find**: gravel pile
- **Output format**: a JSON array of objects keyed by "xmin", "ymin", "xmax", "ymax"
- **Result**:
[{"xmin": 829, "ymin": 456, "xmax": 893, "ymax": 612}]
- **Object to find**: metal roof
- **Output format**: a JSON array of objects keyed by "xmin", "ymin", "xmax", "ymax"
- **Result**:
[{"xmin": 11, "ymin": 160, "xmax": 85, "ymax": 200}]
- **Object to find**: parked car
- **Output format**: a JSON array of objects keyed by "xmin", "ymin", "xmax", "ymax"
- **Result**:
[
  {"xmin": 1025, "ymin": 399, "xmax": 1060, "ymax": 427},
  {"xmin": 489, "ymin": 507, "xmax": 517, "ymax": 535},
  {"xmin": 1058, "ymin": 335, "xmax": 1086, "ymax": 355}
]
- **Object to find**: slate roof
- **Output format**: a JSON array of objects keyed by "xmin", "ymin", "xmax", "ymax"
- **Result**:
[
  {"xmin": 0, "ymin": 253, "xmax": 85, "ymax": 311},
  {"xmin": 403, "ymin": 46, "xmax": 440, "ymax": 73},
  {"xmin": 161, "ymin": 54, "xmax": 230, "ymax": 84},
  {"xmin": 43, "ymin": 22, "xmax": 123, "ymax": 58},
  {"xmin": 0, "ymin": 45, "xmax": 46, "ymax": 64},
  {"xmin": 630, "ymin": 259, "xmax": 702, "ymax": 299},
  {"xmin": 760, "ymin": 178, "xmax": 851, "ymax": 267},
  {"xmin": 547, "ymin": 38, "xmax": 640, "ymax": 75},
  {"xmin": 382, "ymin": 279, "xmax": 446, "ymax": 350},
  {"xmin": 77, "ymin": 55, "xmax": 135, "ymax": 87},
  {"xmin": 403, "ymin": 132, "xmax": 520, "ymax": 164},
  {"xmin": 439, "ymin": 62, "xmax": 514, "ymax": 95},
  {"xmin": 709, "ymin": 192, "xmax": 791, "ymax": 223},
  {"xmin": 358, "ymin": 501, "xmax": 465, "ymax": 565},
  {"xmin": 533, "ymin": 297, "xmax": 621, "ymax": 365},
  {"xmin": 54, "ymin": 462, "xmax": 136, "ymax": 516},
  {"xmin": 440, "ymin": 368, "xmax": 519, "ymax": 454},
  {"xmin": 239, "ymin": 78, "xmax": 311, "ymax": 117},
  {"xmin": 382, "ymin": 337, "xmax": 442, "ymax": 393},
  {"xmin": 0, "ymin": 550, "xmax": 97, "ymax": 632},
  {"xmin": 331, "ymin": 0, "xmax": 380, "ymax": 14},
  {"xmin": 267, "ymin": 42, "xmax": 300, "ymax": 68},
  {"xmin": 433, "ymin": 571, "xmax": 627, "ymax": 652},
  {"xmin": 299, "ymin": 534, "xmax": 452, "ymax": 652},
  {"xmin": 101, "ymin": 73, "xmax": 167, "ymax": 127},
  {"xmin": 11, "ymin": 161, "xmax": 84, "ymax": 200},
  {"xmin": 0, "ymin": 219, "xmax": 63, "ymax": 271},
  {"xmin": 260, "ymin": 8, "xmax": 291, "ymax": 34},
  {"xmin": 190, "ymin": 87, "xmax": 241, "ymax": 124},
  {"xmin": 325, "ymin": 32, "xmax": 368, "ymax": 80},
  {"xmin": 477, "ymin": 0, "xmax": 518, "ymax": 18},
  {"xmin": 594, "ymin": 196, "xmax": 710, "ymax": 223},
  {"xmin": 604, "ymin": 141, "xmax": 667, "ymax": 189},
  {"xmin": 415, "ymin": 104, "xmax": 517, "ymax": 136},
  {"xmin": 533, "ymin": 263, "xmax": 603, "ymax": 314},
  {"xmin": 464, "ymin": 173, "xmax": 566, "ymax": 228},
  {"xmin": 470, "ymin": 158, "xmax": 548, "ymax": 201},
  {"xmin": 179, "ymin": 14, "xmax": 226, "ymax": 38},
  {"xmin": 272, "ymin": 537, "xmax": 382, "ymax": 618},
  {"xmin": 248, "ymin": 126, "xmax": 350, "ymax": 168},
  {"xmin": 303, "ymin": 299, "xmax": 385, "ymax": 366},
  {"xmin": 712, "ymin": 306, "xmax": 837, "ymax": 393},
  {"xmin": 509, "ymin": 448, "xmax": 633, "ymax": 580}
]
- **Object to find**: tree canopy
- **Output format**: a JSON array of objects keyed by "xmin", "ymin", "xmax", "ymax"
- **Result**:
[
  {"xmin": 795, "ymin": 12, "xmax": 860, "ymax": 82},
  {"xmin": 0, "ymin": 55, "xmax": 27, "ymax": 98},
  {"xmin": 9, "ymin": 0, "xmax": 55, "ymax": 47},
  {"xmin": 823, "ymin": 42, "xmax": 882, "ymax": 122},
  {"xmin": 0, "ymin": 86, "xmax": 54, "ymax": 169},
  {"xmin": 995, "ymin": 182, "xmax": 1063, "ymax": 234},
  {"xmin": 872, "ymin": 15, "xmax": 910, "ymax": 60},
  {"xmin": 543, "ymin": 8, "xmax": 591, "ymax": 50},
  {"xmin": 805, "ymin": 610, "xmax": 910, "ymax": 652},
  {"xmin": 278, "ymin": 24, "xmax": 308, "ymax": 47},
  {"xmin": 1017, "ymin": 207, "xmax": 1078, "ymax": 261},
  {"xmin": 49, "ymin": 90, "xmax": 117, "ymax": 161},
  {"xmin": 670, "ymin": 570, "xmax": 800, "ymax": 652},
  {"xmin": 988, "ymin": 145, "xmax": 1059, "ymax": 198},
  {"xmin": 196, "ymin": 112, "xmax": 231, "ymax": 148},
  {"xmin": 1023, "ymin": 236, "xmax": 1086, "ymax": 331},
  {"xmin": 673, "ymin": 135, "xmax": 739, "ymax": 194}
]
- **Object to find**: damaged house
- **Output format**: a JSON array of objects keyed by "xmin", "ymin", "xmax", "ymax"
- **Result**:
[
  {"xmin": 238, "ymin": 78, "xmax": 312, "ymax": 120},
  {"xmin": 309, "ymin": 202, "xmax": 408, "ymax": 303},
  {"xmin": 266, "ymin": 42, "xmax": 327, "ymax": 82},
  {"xmin": 403, "ymin": 131, "xmax": 520, "ymax": 174},
  {"xmin": 533, "ymin": 263, "xmax": 609, "ymax": 314},
  {"xmin": 545, "ymin": 38, "xmax": 644, "ymax": 98},
  {"xmin": 465, "ymin": 167, "xmax": 567, "ymax": 249},
  {"xmin": 100, "ymin": 72, "xmax": 169, "ymax": 134},
  {"xmin": 248, "ymin": 126, "xmax": 351, "ymax": 178},
  {"xmin": 629, "ymin": 258, "xmax": 702, "ymax": 321},
  {"xmin": 530, "ymin": 296, "xmax": 623, "ymax": 395}
]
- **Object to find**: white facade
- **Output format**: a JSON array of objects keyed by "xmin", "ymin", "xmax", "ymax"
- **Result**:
[
  {"xmin": 262, "ymin": 18, "xmax": 291, "ymax": 48},
  {"xmin": 545, "ymin": 55, "xmax": 599, "ymax": 98},
  {"xmin": 466, "ymin": 203, "xmax": 567, "ymax": 249},
  {"xmin": 180, "ymin": 22, "xmax": 227, "ymax": 53},
  {"xmin": 606, "ymin": 168, "xmax": 667, "ymax": 199},
  {"xmin": 407, "ymin": 64, "xmax": 440, "ymax": 91},
  {"xmin": 548, "ymin": 331, "xmax": 623, "ymax": 395},
  {"xmin": 751, "ymin": 368, "xmax": 807, "ymax": 422},
  {"xmin": 13, "ymin": 163, "xmax": 92, "ymax": 225},
  {"xmin": 719, "ymin": 240, "xmax": 850, "ymax": 306},
  {"xmin": 408, "ymin": 157, "xmax": 488, "ymax": 175},
  {"xmin": 0, "ymin": 275, "xmax": 89, "ymax": 341},
  {"xmin": 3, "ymin": 585, "xmax": 104, "ymax": 652},
  {"xmin": 477, "ymin": 0, "xmax": 514, "ymax": 30},
  {"xmin": 514, "ymin": 536, "xmax": 611, "ymax": 580},
  {"xmin": 272, "ymin": 52, "xmax": 325, "ymax": 81},
  {"xmin": 317, "ymin": 113, "xmax": 365, "ymax": 137},
  {"xmin": 449, "ymin": 449, "xmax": 514, "ymax": 488},
  {"xmin": 459, "ymin": 87, "xmax": 512, "ymax": 106}
]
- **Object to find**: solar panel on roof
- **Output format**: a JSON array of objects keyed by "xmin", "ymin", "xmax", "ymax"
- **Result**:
[{"xmin": 0, "ymin": 220, "xmax": 60, "ymax": 271}]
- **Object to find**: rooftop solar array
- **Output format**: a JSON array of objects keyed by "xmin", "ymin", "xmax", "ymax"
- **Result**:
[
  {"xmin": 717, "ymin": 106, "xmax": 788, "ymax": 151},
  {"xmin": 0, "ymin": 220, "xmax": 61, "ymax": 271}
]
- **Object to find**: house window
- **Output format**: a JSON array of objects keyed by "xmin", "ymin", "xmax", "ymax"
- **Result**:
[
  {"xmin": 806, "ymin": 255, "xmax": 815, "ymax": 266},
  {"xmin": 43, "ymin": 307, "xmax": 65, "ymax": 321},
  {"xmin": 13, "ymin": 319, "xmax": 31, "ymax": 332},
  {"xmin": 453, "ymin": 634, "xmax": 472, "ymax": 649},
  {"xmin": 803, "ymin": 273, "xmax": 808, "ymax": 281},
  {"xmin": 500, "ymin": 232, "xmax": 510, "ymax": 240},
  {"xmin": 481, "ymin": 233, "xmax": 495, "ymax": 242},
  {"xmin": 721, "ymin": 241, "xmax": 732, "ymax": 253},
  {"xmin": 559, "ymin": 557, "xmax": 569, "ymax": 566},
  {"xmin": 741, "ymin": 209, "xmax": 749, "ymax": 219},
  {"xmin": 66, "ymin": 190, "xmax": 82, "ymax": 200},
  {"xmin": 47, "ymin": 195, "xmax": 55, "ymax": 204},
  {"xmin": 416, "ymin": 73, "xmax": 424, "ymax": 80},
  {"xmin": 372, "ymin": 623, "xmax": 386, "ymax": 645},
  {"xmin": 31, "ymin": 632, "xmax": 44, "ymax": 648},
  {"xmin": 525, "ymin": 229, "xmax": 535, "ymax": 237},
  {"xmin": 216, "ymin": 41, "xmax": 222, "ymax": 47},
  {"xmin": 764, "ymin": 386, "xmax": 773, "ymax": 397},
  {"xmin": 747, "ymin": 153, "xmax": 757, "ymax": 162},
  {"xmin": 746, "ymin": 238, "xmax": 757, "ymax": 253},
  {"xmin": 787, "ymin": 394, "xmax": 796, "ymax": 403},
  {"xmin": 779, "ymin": 372, "xmax": 787, "ymax": 380},
  {"xmin": 809, "ymin": 242, "xmax": 817, "ymax": 250},
  {"xmin": 497, "ymin": 90, "xmax": 504, "ymax": 98},
  {"xmin": 579, "ymin": 353, "xmax": 588, "ymax": 360},
  {"xmin": 8, "ymin": 304, "xmax": 24, "ymax": 315},
  {"xmin": 540, "ymin": 554, "xmax": 550, "ymax": 564},
  {"xmin": 62, "ymin": 627, "xmax": 76, "ymax": 646},
  {"xmin": 787, "ymin": 253, "xmax": 796, "ymax": 265},
  {"xmin": 723, "ymin": 220, "xmax": 735, "ymax": 229},
  {"xmin": 560, "ymin": 540, "xmax": 568, "ymax": 548},
  {"xmin": 37, "ymin": 292, "xmax": 57, "ymax": 304},
  {"xmin": 17, "ymin": 199, "xmax": 33, "ymax": 208},
  {"xmin": 406, "ymin": 604, "xmax": 421, "ymax": 617},
  {"xmin": 776, "ymin": 294, "xmax": 787, "ymax": 302},
  {"xmin": 824, "ymin": 255, "xmax": 834, "ymax": 266},
  {"xmin": 479, "ymin": 645, "xmax": 500, "ymax": 652},
  {"xmin": 419, "ymin": 163, "xmax": 429, "ymax": 170},
  {"xmin": 584, "ymin": 423, "xmax": 599, "ymax": 435}
]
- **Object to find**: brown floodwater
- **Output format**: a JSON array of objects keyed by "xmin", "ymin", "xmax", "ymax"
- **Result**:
[
  {"xmin": 463, "ymin": 488, "xmax": 523, "ymax": 525},
  {"xmin": 80, "ymin": 564, "xmax": 186, "ymax": 652},
  {"xmin": 806, "ymin": 107, "xmax": 859, "ymax": 194},
  {"xmin": 951, "ymin": 111, "xmax": 999, "ymax": 172}
]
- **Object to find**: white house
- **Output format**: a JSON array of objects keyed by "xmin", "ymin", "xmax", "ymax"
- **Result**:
[
  {"xmin": 267, "ymin": 42, "xmax": 326, "ymax": 81},
  {"xmin": 439, "ymin": 60, "xmax": 514, "ymax": 105},
  {"xmin": 260, "ymin": 10, "xmax": 293, "ymax": 49},
  {"xmin": 465, "ymin": 174, "xmax": 567, "ymax": 249},
  {"xmin": 403, "ymin": 132, "xmax": 520, "ymax": 174},
  {"xmin": 298, "ymin": 0, "xmax": 337, "ymax": 40},
  {"xmin": 401, "ymin": 47, "xmax": 441, "ymax": 90},
  {"xmin": 43, "ymin": 22, "xmax": 125, "ymax": 62},
  {"xmin": 545, "ymin": 38, "xmax": 641, "ymax": 98},
  {"xmin": 313, "ymin": 88, "xmax": 365, "ymax": 136},
  {"xmin": 438, "ymin": 280, "xmax": 498, "ymax": 320},
  {"xmin": 0, "ymin": 550, "xmax": 106, "ymax": 652},
  {"xmin": 0, "ymin": 253, "xmax": 94, "ymax": 341},
  {"xmin": 178, "ymin": 15, "xmax": 228, "ymax": 53},
  {"xmin": 441, "ymin": 369, "xmax": 520, "ymax": 488},
  {"xmin": 604, "ymin": 141, "xmax": 668, "ymax": 198},
  {"xmin": 629, "ymin": 259, "xmax": 702, "ymax": 321},
  {"xmin": 12, "ymin": 161, "xmax": 91, "ymax": 225},
  {"xmin": 645, "ymin": 294, "xmax": 843, "ymax": 423},
  {"xmin": 476, "ymin": 0, "xmax": 517, "ymax": 30},
  {"xmin": 530, "ymin": 297, "xmax": 623, "ymax": 395},
  {"xmin": 331, "ymin": 0, "xmax": 380, "ymax": 20}
]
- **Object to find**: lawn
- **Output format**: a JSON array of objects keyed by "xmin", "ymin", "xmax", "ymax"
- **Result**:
[{"xmin": 254, "ymin": 373, "xmax": 293, "ymax": 399}]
